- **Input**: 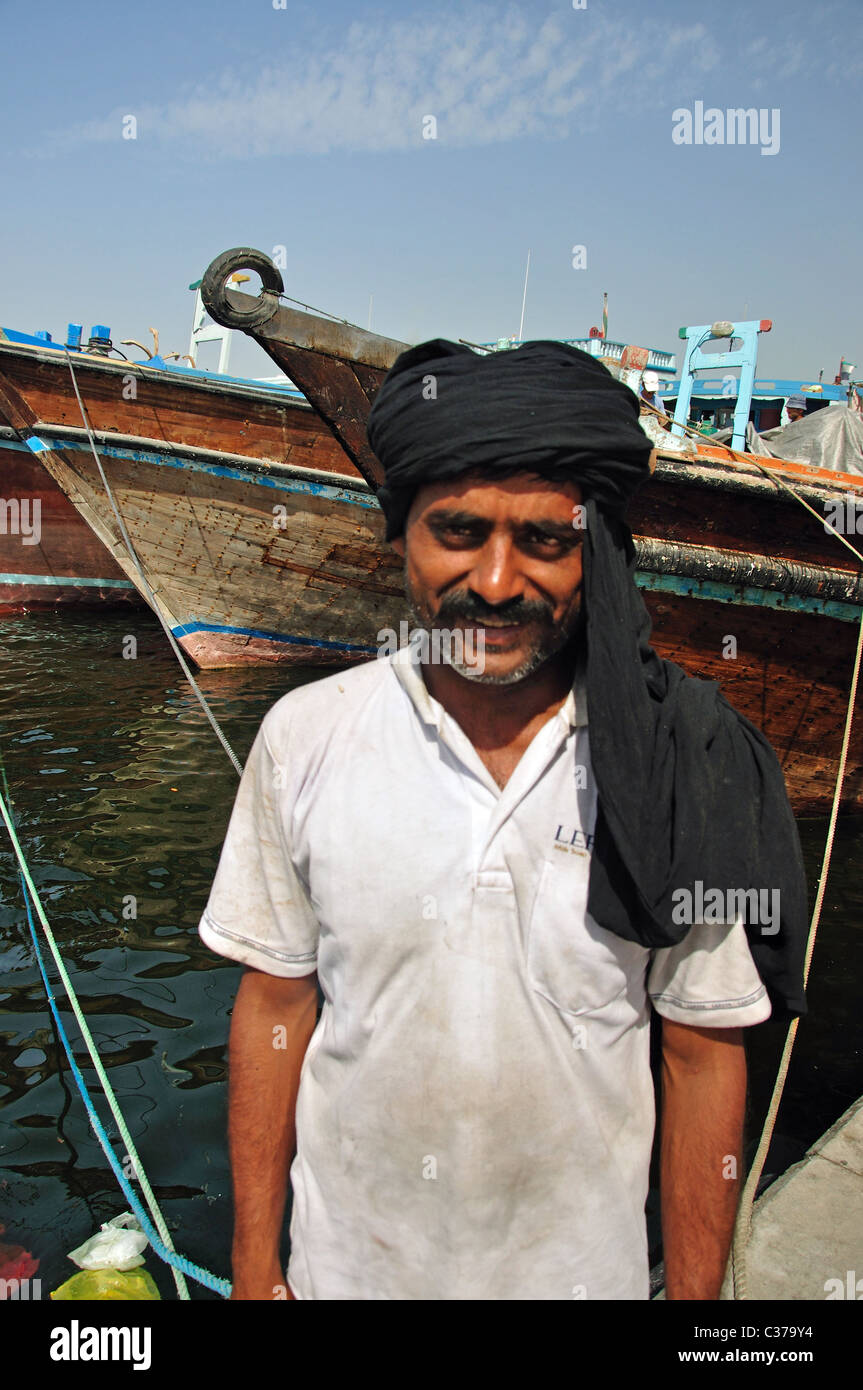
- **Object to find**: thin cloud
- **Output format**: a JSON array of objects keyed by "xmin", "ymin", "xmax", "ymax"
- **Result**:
[{"xmin": 35, "ymin": 6, "xmax": 833, "ymax": 161}]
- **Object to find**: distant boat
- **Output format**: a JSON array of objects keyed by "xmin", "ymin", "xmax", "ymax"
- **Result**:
[
  {"xmin": 662, "ymin": 368, "xmax": 859, "ymax": 436},
  {"xmin": 0, "ymin": 320, "xmax": 371, "ymax": 644},
  {"xmin": 13, "ymin": 247, "xmax": 863, "ymax": 813},
  {"xmin": 0, "ymin": 290, "xmax": 322, "ymax": 618},
  {"xmin": 0, "ymin": 327, "xmax": 138, "ymax": 610}
]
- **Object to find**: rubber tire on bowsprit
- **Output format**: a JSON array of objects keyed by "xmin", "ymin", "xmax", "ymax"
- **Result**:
[{"xmin": 200, "ymin": 247, "xmax": 285, "ymax": 330}]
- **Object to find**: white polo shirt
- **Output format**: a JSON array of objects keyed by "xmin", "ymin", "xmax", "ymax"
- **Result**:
[{"xmin": 199, "ymin": 647, "xmax": 770, "ymax": 1301}]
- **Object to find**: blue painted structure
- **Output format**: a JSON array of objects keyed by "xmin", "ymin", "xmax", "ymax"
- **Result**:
[
  {"xmin": 663, "ymin": 374, "xmax": 856, "ymax": 436},
  {"xmin": 662, "ymin": 320, "xmax": 859, "ymax": 438},
  {"xmin": 663, "ymin": 377, "xmax": 851, "ymax": 405},
  {"xmin": 672, "ymin": 320, "xmax": 771, "ymax": 451}
]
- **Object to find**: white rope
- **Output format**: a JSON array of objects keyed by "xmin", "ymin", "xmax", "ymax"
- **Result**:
[
  {"xmin": 746, "ymin": 462, "xmax": 863, "ymax": 569},
  {"xmin": 641, "ymin": 398, "xmax": 863, "ymax": 568},
  {"xmin": 63, "ymin": 350, "xmax": 244, "ymax": 778}
]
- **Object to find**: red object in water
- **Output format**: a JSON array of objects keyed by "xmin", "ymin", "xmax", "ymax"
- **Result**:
[{"xmin": 0, "ymin": 1224, "xmax": 40, "ymax": 1292}]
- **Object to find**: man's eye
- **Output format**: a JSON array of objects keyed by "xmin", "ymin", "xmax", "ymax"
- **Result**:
[
  {"xmin": 522, "ymin": 531, "xmax": 568, "ymax": 549},
  {"xmin": 440, "ymin": 525, "xmax": 481, "ymax": 542}
]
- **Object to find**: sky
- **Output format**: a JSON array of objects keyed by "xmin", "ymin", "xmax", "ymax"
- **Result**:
[{"xmin": 1, "ymin": 0, "xmax": 860, "ymax": 382}]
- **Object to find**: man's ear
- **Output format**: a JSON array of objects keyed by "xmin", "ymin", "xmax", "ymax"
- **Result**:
[{"xmin": 390, "ymin": 534, "xmax": 405, "ymax": 557}]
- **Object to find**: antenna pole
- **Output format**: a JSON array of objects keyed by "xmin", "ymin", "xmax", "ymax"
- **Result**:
[{"xmin": 518, "ymin": 250, "xmax": 531, "ymax": 341}]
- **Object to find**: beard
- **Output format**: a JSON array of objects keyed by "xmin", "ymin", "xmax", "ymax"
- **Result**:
[{"xmin": 402, "ymin": 570, "xmax": 583, "ymax": 686}]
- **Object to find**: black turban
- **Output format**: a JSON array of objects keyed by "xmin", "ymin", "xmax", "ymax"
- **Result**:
[
  {"xmin": 369, "ymin": 339, "xmax": 653, "ymax": 540},
  {"xmin": 367, "ymin": 339, "xmax": 808, "ymax": 1019}
]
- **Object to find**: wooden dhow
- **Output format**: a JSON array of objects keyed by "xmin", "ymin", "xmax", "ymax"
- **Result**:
[
  {"xmin": 0, "ymin": 331, "xmax": 378, "ymax": 640},
  {"xmin": 12, "ymin": 247, "xmax": 863, "ymax": 815}
]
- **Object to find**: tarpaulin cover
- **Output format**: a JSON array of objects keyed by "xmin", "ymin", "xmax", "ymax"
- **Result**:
[{"xmin": 724, "ymin": 406, "xmax": 863, "ymax": 475}]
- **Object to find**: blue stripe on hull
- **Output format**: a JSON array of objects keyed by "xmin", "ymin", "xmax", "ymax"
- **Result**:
[
  {"xmin": 635, "ymin": 570, "xmax": 863, "ymax": 623},
  {"xmin": 2, "ymin": 435, "xmax": 379, "ymax": 511},
  {"xmin": 172, "ymin": 620, "xmax": 378, "ymax": 654},
  {"xmin": 0, "ymin": 572, "xmax": 136, "ymax": 588}
]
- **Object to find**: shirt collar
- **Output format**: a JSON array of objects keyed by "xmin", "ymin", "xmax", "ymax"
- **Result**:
[{"xmin": 389, "ymin": 643, "xmax": 588, "ymax": 730}]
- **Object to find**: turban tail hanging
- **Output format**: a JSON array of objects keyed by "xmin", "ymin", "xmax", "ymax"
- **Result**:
[{"xmin": 368, "ymin": 339, "xmax": 808, "ymax": 1018}]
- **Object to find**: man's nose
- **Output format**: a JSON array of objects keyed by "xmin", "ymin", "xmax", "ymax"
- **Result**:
[{"xmin": 466, "ymin": 535, "xmax": 525, "ymax": 607}]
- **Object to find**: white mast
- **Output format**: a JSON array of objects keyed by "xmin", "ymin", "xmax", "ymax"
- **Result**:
[{"xmin": 518, "ymin": 250, "xmax": 531, "ymax": 341}]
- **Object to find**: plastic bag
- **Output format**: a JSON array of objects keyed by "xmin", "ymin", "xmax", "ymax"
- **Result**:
[
  {"xmin": 50, "ymin": 1268, "xmax": 160, "ymax": 1301},
  {"xmin": 50, "ymin": 1213, "xmax": 161, "ymax": 1300},
  {"xmin": 67, "ymin": 1213, "xmax": 148, "ymax": 1272}
]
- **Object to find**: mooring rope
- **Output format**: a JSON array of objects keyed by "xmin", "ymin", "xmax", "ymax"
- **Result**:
[
  {"xmin": 63, "ymin": 349, "xmax": 244, "ymax": 778},
  {"xmin": 736, "ymin": 452, "xmax": 863, "ymax": 570},
  {"xmin": 730, "ymin": 605, "xmax": 863, "ymax": 1297},
  {"xmin": 641, "ymin": 398, "xmax": 863, "ymax": 569},
  {"xmin": 0, "ymin": 760, "xmax": 231, "ymax": 1299},
  {"xmin": 0, "ymin": 355, "xmax": 246, "ymax": 1296}
]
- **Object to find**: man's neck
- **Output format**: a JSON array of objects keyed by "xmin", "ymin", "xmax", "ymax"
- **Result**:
[{"xmin": 420, "ymin": 645, "xmax": 579, "ymax": 757}]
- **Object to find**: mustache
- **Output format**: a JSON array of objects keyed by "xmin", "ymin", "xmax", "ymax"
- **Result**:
[{"xmin": 434, "ymin": 591, "xmax": 556, "ymax": 626}]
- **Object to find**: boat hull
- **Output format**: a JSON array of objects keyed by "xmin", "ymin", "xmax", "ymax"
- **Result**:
[
  {"xmin": 643, "ymin": 588, "xmax": 861, "ymax": 817},
  {"xmin": 0, "ymin": 339, "xmax": 356, "ymax": 613},
  {"xmin": 29, "ymin": 434, "xmax": 405, "ymax": 664},
  {"xmin": 0, "ymin": 441, "xmax": 138, "ymax": 611}
]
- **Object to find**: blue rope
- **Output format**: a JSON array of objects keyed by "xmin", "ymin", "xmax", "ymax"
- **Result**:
[{"xmin": 12, "ymin": 861, "xmax": 232, "ymax": 1299}]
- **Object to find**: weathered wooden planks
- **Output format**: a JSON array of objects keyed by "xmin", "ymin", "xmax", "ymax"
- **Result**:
[
  {"xmin": 644, "ymin": 588, "xmax": 863, "ymax": 815},
  {"xmin": 32, "ymin": 441, "xmax": 407, "ymax": 653},
  {"xmin": 0, "ymin": 340, "xmax": 368, "ymax": 611},
  {"xmin": 0, "ymin": 343, "xmax": 357, "ymax": 473}
]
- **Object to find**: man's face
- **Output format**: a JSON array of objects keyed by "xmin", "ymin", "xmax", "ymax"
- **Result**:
[
  {"xmin": 787, "ymin": 407, "xmax": 805, "ymax": 423},
  {"xmin": 390, "ymin": 473, "xmax": 585, "ymax": 686}
]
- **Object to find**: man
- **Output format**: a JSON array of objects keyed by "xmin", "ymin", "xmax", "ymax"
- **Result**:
[
  {"xmin": 200, "ymin": 340, "xmax": 807, "ymax": 1301},
  {"xmin": 785, "ymin": 394, "xmax": 807, "ymax": 424},
  {"xmin": 639, "ymin": 368, "xmax": 666, "ymax": 420}
]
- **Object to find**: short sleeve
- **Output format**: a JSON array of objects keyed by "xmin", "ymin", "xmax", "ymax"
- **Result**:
[
  {"xmin": 648, "ymin": 918, "xmax": 771, "ymax": 1027},
  {"xmin": 198, "ymin": 721, "xmax": 319, "ymax": 977}
]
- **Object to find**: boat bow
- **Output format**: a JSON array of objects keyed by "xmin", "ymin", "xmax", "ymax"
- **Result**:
[{"xmin": 201, "ymin": 247, "xmax": 410, "ymax": 490}]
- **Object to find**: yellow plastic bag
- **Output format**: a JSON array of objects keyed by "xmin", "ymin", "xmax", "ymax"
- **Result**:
[{"xmin": 50, "ymin": 1267, "xmax": 161, "ymax": 1301}]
